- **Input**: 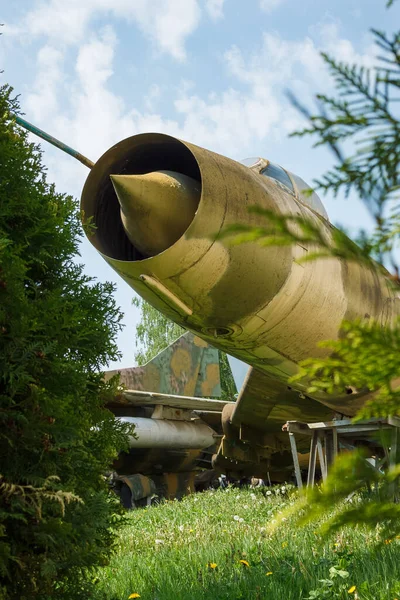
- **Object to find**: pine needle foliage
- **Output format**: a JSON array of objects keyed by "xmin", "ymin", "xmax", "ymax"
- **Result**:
[
  {"xmin": 279, "ymin": 6, "xmax": 400, "ymax": 413},
  {"xmin": 269, "ymin": 451, "xmax": 400, "ymax": 543},
  {"xmin": 0, "ymin": 85, "xmax": 131, "ymax": 599},
  {"xmin": 221, "ymin": 4, "xmax": 400, "ymax": 410},
  {"xmin": 287, "ymin": 21, "xmax": 400, "ymax": 269},
  {"xmin": 221, "ymin": 2, "xmax": 400, "ymax": 533},
  {"xmin": 223, "ymin": 22, "xmax": 400, "ymax": 269},
  {"xmin": 289, "ymin": 31, "xmax": 400, "ymax": 200},
  {"xmin": 282, "ymin": 3, "xmax": 400, "ymax": 533},
  {"xmin": 219, "ymin": 206, "xmax": 378, "ymax": 268},
  {"xmin": 291, "ymin": 318, "xmax": 400, "ymax": 418}
]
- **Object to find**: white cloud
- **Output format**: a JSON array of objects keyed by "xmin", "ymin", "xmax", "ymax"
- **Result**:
[
  {"xmin": 316, "ymin": 21, "xmax": 376, "ymax": 66},
  {"xmin": 23, "ymin": 15, "xmax": 378, "ymax": 184},
  {"xmin": 16, "ymin": 0, "xmax": 93, "ymax": 45},
  {"xmin": 9, "ymin": 0, "xmax": 202, "ymax": 62},
  {"xmin": 205, "ymin": 0, "xmax": 225, "ymax": 20},
  {"xmin": 259, "ymin": 0, "xmax": 285, "ymax": 13},
  {"xmin": 171, "ymin": 22, "xmax": 377, "ymax": 156},
  {"xmin": 47, "ymin": 28, "xmax": 132, "ymax": 179},
  {"xmin": 175, "ymin": 88, "xmax": 281, "ymax": 153},
  {"xmin": 225, "ymin": 32, "xmax": 324, "ymax": 88},
  {"xmin": 75, "ymin": 27, "xmax": 117, "ymax": 92},
  {"xmin": 171, "ymin": 36, "xmax": 314, "ymax": 155},
  {"xmin": 144, "ymin": 84, "xmax": 162, "ymax": 111},
  {"xmin": 25, "ymin": 45, "xmax": 64, "ymax": 122}
]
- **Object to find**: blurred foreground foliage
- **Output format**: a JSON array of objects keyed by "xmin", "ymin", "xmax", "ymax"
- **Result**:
[
  {"xmin": 270, "ymin": 450, "xmax": 400, "ymax": 542},
  {"xmin": 0, "ymin": 85, "xmax": 131, "ymax": 599},
  {"xmin": 222, "ymin": 9, "xmax": 400, "ymax": 415},
  {"xmin": 222, "ymin": 2, "xmax": 400, "ymax": 532}
]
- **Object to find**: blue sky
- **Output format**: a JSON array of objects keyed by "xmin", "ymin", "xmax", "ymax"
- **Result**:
[{"xmin": 1, "ymin": 0, "xmax": 398, "ymax": 368}]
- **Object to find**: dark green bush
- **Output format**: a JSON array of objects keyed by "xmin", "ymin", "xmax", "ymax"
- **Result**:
[{"xmin": 0, "ymin": 85, "xmax": 129, "ymax": 599}]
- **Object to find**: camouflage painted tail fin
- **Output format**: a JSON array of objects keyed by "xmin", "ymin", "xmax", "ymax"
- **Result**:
[{"xmin": 106, "ymin": 332, "xmax": 221, "ymax": 397}]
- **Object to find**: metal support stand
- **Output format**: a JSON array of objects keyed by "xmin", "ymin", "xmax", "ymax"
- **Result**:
[
  {"xmin": 286, "ymin": 416, "xmax": 400, "ymax": 490},
  {"xmin": 289, "ymin": 433, "xmax": 303, "ymax": 489},
  {"xmin": 307, "ymin": 431, "xmax": 318, "ymax": 488}
]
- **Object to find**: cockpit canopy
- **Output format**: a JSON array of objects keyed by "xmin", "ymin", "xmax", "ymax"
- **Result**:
[{"xmin": 240, "ymin": 157, "xmax": 328, "ymax": 220}]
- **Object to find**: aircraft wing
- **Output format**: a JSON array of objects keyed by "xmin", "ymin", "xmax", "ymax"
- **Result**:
[
  {"xmin": 109, "ymin": 389, "xmax": 233, "ymax": 412},
  {"xmin": 214, "ymin": 366, "xmax": 334, "ymax": 477},
  {"xmin": 232, "ymin": 366, "xmax": 333, "ymax": 435}
]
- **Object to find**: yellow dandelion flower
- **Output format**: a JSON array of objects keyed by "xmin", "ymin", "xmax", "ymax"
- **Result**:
[
  {"xmin": 385, "ymin": 539, "xmax": 392, "ymax": 544},
  {"xmin": 266, "ymin": 571, "xmax": 273, "ymax": 576},
  {"xmin": 282, "ymin": 541, "xmax": 288, "ymax": 548},
  {"xmin": 128, "ymin": 594, "xmax": 141, "ymax": 599},
  {"xmin": 209, "ymin": 562, "xmax": 217, "ymax": 569},
  {"xmin": 239, "ymin": 559, "xmax": 250, "ymax": 567},
  {"xmin": 348, "ymin": 586, "xmax": 356, "ymax": 594}
]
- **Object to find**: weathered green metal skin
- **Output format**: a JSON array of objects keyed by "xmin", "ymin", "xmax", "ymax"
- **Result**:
[
  {"xmin": 107, "ymin": 332, "xmax": 221, "ymax": 482},
  {"xmin": 106, "ymin": 331, "xmax": 221, "ymax": 397},
  {"xmin": 81, "ymin": 132, "xmax": 400, "ymax": 477},
  {"xmin": 116, "ymin": 473, "xmax": 156, "ymax": 501}
]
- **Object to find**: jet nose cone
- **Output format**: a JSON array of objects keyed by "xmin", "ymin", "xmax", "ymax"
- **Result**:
[{"xmin": 110, "ymin": 170, "xmax": 200, "ymax": 257}]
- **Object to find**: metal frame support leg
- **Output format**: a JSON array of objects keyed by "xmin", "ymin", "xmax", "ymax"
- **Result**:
[
  {"xmin": 325, "ymin": 431, "xmax": 334, "ymax": 471},
  {"xmin": 317, "ymin": 435, "xmax": 327, "ymax": 481},
  {"xmin": 289, "ymin": 432, "xmax": 303, "ymax": 489},
  {"xmin": 332, "ymin": 428, "xmax": 338, "ymax": 460},
  {"xmin": 307, "ymin": 431, "xmax": 318, "ymax": 488}
]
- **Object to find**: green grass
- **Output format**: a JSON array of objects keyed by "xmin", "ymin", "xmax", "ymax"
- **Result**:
[{"xmin": 94, "ymin": 486, "xmax": 400, "ymax": 600}]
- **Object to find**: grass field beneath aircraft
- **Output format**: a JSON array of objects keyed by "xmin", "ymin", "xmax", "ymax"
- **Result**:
[{"xmin": 93, "ymin": 487, "xmax": 400, "ymax": 600}]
